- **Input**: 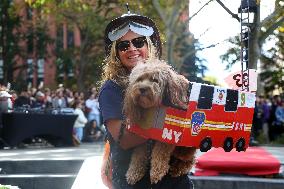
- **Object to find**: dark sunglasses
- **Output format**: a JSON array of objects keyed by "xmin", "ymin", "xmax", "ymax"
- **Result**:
[{"xmin": 116, "ymin": 36, "xmax": 147, "ymax": 52}]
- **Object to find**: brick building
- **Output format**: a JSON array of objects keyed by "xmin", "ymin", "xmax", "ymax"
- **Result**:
[{"xmin": 0, "ymin": 0, "xmax": 81, "ymax": 89}]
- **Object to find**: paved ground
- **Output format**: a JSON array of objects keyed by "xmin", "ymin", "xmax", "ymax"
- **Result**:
[
  {"xmin": 1, "ymin": 142, "xmax": 284, "ymax": 189},
  {"xmin": 0, "ymin": 142, "xmax": 105, "ymax": 161},
  {"xmin": 1, "ymin": 142, "xmax": 283, "ymax": 164}
]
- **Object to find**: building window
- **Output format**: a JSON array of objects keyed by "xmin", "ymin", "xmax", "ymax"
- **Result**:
[
  {"xmin": 197, "ymin": 85, "xmax": 214, "ymax": 110},
  {"xmin": 37, "ymin": 58, "xmax": 44, "ymax": 84},
  {"xmin": 27, "ymin": 59, "xmax": 33, "ymax": 83},
  {"xmin": 37, "ymin": 59, "xmax": 44, "ymax": 78},
  {"xmin": 67, "ymin": 31, "xmax": 74, "ymax": 48},
  {"xmin": 225, "ymin": 89, "xmax": 238, "ymax": 112}
]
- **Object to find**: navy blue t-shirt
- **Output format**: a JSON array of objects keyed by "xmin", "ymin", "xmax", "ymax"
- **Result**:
[
  {"xmin": 99, "ymin": 80, "xmax": 134, "ymax": 188},
  {"xmin": 99, "ymin": 80, "xmax": 124, "ymax": 123}
]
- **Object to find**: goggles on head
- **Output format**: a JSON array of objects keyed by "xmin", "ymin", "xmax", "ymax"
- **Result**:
[{"xmin": 108, "ymin": 21, "xmax": 154, "ymax": 42}]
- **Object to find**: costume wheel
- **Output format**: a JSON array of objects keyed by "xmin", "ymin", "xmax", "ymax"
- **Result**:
[
  {"xmin": 236, "ymin": 138, "xmax": 246, "ymax": 152},
  {"xmin": 223, "ymin": 137, "xmax": 233, "ymax": 152},
  {"xmin": 200, "ymin": 137, "xmax": 212, "ymax": 152}
]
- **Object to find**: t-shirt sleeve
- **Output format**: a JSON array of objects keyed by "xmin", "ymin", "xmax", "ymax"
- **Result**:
[{"xmin": 99, "ymin": 82, "xmax": 124, "ymax": 123}]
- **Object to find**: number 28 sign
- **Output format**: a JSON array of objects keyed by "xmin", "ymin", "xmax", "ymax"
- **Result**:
[{"xmin": 224, "ymin": 69, "xmax": 257, "ymax": 92}]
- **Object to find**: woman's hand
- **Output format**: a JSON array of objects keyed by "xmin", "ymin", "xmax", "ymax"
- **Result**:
[{"xmin": 106, "ymin": 119, "xmax": 147, "ymax": 150}]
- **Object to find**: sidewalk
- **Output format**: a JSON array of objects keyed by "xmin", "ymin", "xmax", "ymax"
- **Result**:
[
  {"xmin": 0, "ymin": 142, "xmax": 105, "ymax": 161},
  {"xmin": 1, "ymin": 143, "xmax": 284, "ymax": 189},
  {"xmin": 0, "ymin": 142, "xmax": 283, "ymax": 166}
]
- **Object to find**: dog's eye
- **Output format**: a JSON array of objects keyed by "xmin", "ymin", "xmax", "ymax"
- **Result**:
[
  {"xmin": 150, "ymin": 78, "xmax": 159, "ymax": 83},
  {"xmin": 136, "ymin": 77, "xmax": 143, "ymax": 82}
]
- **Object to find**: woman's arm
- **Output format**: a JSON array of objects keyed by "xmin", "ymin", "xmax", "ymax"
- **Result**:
[{"xmin": 106, "ymin": 119, "xmax": 147, "ymax": 150}]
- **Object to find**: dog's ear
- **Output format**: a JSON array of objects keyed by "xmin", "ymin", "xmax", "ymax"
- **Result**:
[
  {"xmin": 162, "ymin": 82, "xmax": 172, "ymax": 107},
  {"xmin": 163, "ymin": 71, "xmax": 189, "ymax": 110},
  {"xmin": 123, "ymin": 88, "xmax": 142, "ymax": 124}
]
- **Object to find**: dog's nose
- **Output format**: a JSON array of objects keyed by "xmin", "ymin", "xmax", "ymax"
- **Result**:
[{"xmin": 139, "ymin": 88, "xmax": 146, "ymax": 94}]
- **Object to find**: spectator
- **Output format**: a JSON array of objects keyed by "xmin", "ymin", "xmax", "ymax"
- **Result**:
[
  {"xmin": 275, "ymin": 101, "xmax": 284, "ymax": 126},
  {"xmin": 14, "ymin": 91, "xmax": 31, "ymax": 108},
  {"xmin": 260, "ymin": 96, "xmax": 270, "ymax": 143},
  {"xmin": 251, "ymin": 96, "xmax": 263, "ymax": 144},
  {"xmin": 9, "ymin": 90, "xmax": 17, "ymax": 109},
  {"xmin": 73, "ymin": 100, "xmax": 88, "ymax": 142},
  {"xmin": 31, "ymin": 91, "xmax": 46, "ymax": 109},
  {"xmin": 84, "ymin": 91, "xmax": 103, "ymax": 142},
  {"xmin": 0, "ymin": 91, "xmax": 12, "ymax": 131},
  {"xmin": 52, "ymin": 90, "xmax": 67, "ymax": 109},
  {"xmin": 85, "ymin": 92, "xmax": 101, "ymax": 127},
  {"xmin": 269, "ymin": 95, "xmax": 282, "ymax": 141},
  {"xmin": 65, "ymin": 89, "xmax": 75, "ymax": 107},
  {"xmin": 44, "ymin": 88, "xmax": 53, "ymax": 108}
]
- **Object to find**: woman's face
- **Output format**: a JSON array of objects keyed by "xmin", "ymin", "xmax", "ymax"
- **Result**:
[{"xmin": 117, "ymin": 31, "xmax": 148, "ymax": 71}]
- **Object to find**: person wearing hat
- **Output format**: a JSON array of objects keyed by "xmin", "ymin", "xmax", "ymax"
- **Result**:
[{"xmin": 99, "ymin": 10, "xmax": 193, "ymax": 189}]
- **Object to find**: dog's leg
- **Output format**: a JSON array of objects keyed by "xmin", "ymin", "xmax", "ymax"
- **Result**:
[
  {"xmin": 169, "ymin": 157, "xmax": 195, "ymax": 177},
  {"xmin": 150, "ymin": 142, "xmax": 175, "ymax": 184},
  {"xmin": 169, "ymin": 147, "xmax": 196, "ymax": 177},
  {"xmin": 126, "ymin": 144, "xmax": 148, "ymax": 185}
]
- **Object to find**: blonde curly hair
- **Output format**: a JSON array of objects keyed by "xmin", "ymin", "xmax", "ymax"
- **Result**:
[{"xmin": 101, "ymin": 37, "xmax": 158, "ymax": 88}]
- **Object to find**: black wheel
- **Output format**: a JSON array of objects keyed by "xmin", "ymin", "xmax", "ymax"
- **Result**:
[
  {"xmin": 223, "ymin": 137, "xmax": 233, "ymax": 152},
  {"xmin": 200, "ymin": 137, "xmax": 212, "ymax": 152},
  {"xmin": 236, "ymin": 138, "xmax": 246, "ymax": 152}
]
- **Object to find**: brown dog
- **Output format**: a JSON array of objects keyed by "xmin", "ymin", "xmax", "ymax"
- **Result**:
[{"xmin": 124, "ymin": 59, "xmax": 196, "ymax": 185}]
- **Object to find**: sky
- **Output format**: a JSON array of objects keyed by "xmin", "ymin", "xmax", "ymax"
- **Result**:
[{"xmin": 189, "ymin": 0, "xmax": 275, "ymax": 85}]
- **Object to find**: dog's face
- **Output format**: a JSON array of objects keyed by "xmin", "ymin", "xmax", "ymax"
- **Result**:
[
  {"xmin": 124, "ymin": 59, "xmax": 189, "ymax": 123},
  {"xmin": 130, "ymin": 71, "xmax": 165, "ymax": 108},
  {"xmin": 128, "ymin": 61, "xmax": 170, "ymax": 109}
]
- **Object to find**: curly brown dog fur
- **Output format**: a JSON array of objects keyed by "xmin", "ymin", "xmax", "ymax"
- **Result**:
[{"xmin": 124, "ymin": 59, "xmax": 196, "ymax": 185}]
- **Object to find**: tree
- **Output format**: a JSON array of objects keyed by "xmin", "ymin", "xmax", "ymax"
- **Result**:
[
  {"xmin": 28, "ymin": 0, "xmax": 118, "ymax": 92},
  {"xmin": 0, "ymin": 0, "xmax": 22, "ymax": 88},
  {"xmin": 259, "ymin": 28, "xmax": 284, "ymax": 94},
  {"xmin": 219, "ymin": 0, "xmax": 284, "ymax": 94},
  {"xmin": 123, "ymin": 0, "xmax": 208, "ymax": 81},
  {"xmin": 0, "ymin": 1, "xmax": 54, "ymax": 91}
]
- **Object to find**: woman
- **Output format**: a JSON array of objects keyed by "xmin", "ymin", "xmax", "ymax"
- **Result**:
[{"xmin": 99, "ymin": 12, "xmax": 193, "ymax": 189}]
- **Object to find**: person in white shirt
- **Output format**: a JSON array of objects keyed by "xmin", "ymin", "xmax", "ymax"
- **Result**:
[
  {"xmin": 85, "ymin": 92, "xmax": 101, "ymax": 128},
  {"xmin": 73, "ymin": 100, "xmax": 88, "ymax": 142}
]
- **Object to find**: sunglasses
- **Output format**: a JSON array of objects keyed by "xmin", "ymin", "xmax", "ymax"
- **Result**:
[{"xmin": 116, "ymin": 36, "xmax": 147, "ymax": 52}]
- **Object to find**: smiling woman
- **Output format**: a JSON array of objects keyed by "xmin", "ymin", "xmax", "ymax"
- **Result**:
[
  {"xmin": 98, "ymin": 8, "xmax": 194, "ymax": 189},
  {"xmin": 116, "ymin": 32, "xmax": 149, "ymax": 70}
]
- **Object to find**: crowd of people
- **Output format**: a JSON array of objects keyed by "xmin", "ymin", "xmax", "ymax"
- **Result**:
[
  {"xmin": 252, "ymin": 95, "xmax": 284, "ymax": 144},
  {"xmin": 0, "ymin": 84, "xmax": 104, "ymax": 144}
]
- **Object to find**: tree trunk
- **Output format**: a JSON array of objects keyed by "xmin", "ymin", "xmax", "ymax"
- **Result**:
[{"xmin": 249, "ymin": 4, "xmax": 261, "ymax": 70}]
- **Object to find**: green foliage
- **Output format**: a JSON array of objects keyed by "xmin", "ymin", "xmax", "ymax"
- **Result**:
[
  {"xmin": 260, "ymin": 31, "xmax": 284, "ymax": 94},
  {"xmin": 7, "ymin": 0, "xmax": 207, "ymax": 91},
  {"xmin": 122, "ymin": 0, "xmax": 207, "ymax": 81},
  {"xmin": 0, "ymin": 0, "xmax": 23, "ymax": 84},
  {"xmin": 220, "ymin": 0, "xmax": 284, "ymax": 95},
  {"xmin": 203, "ymin": 75, "xmax": 219, "ymax": 86},
  {"xmin": 220, "ymin": 36, "xmax": 241, "ymax": 70},
  {"xmin": 35, "ymin": 0, "xmax": 114, "ymax": 91}
]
